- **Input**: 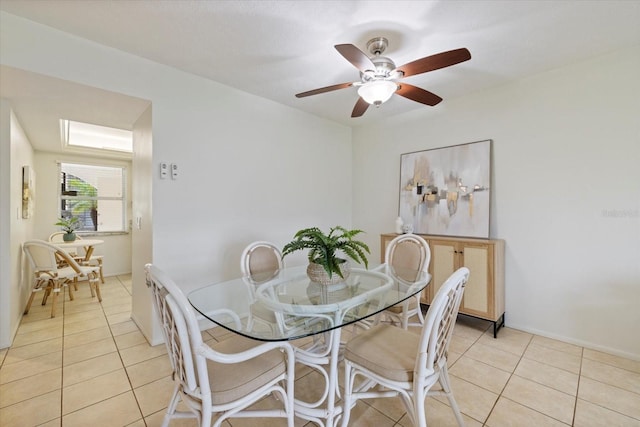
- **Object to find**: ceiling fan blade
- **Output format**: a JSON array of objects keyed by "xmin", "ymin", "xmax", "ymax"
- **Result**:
[
  {"xmin": 351, "ymin": 97, "xmax": 369, "ymax": 118},
  {"xmin": 295, "ymin": 82, "xmax": 353, "ymax": 98},
  {"xmin": 395, "ymin": 48, "xmax": 471, "ymax": 78},
  {"xmin": 396, "ymin": 83, "xmax": 443, "ymax": 106},
  {"xmin": 335, "ymin": 44, "xmax": 376, "ymax": 73}
]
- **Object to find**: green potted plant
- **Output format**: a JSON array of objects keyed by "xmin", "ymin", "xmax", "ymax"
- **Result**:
[
  {"xmin": 282, "ymin": 226, "xmax": 370, "ymax": 285},
  {"xmin": 55, "ymin": 216, "xmax": 81, "ymax": 242}
]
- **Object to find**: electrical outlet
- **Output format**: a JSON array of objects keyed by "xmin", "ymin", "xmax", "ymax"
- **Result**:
[{"xmin": 171, "ymin": 163, "xmax": 178, "ymax": 180}]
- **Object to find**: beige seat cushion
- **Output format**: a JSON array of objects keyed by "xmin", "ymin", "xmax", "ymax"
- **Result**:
[
  {"xmin": 208, "ymin": 335, "xmax": 286, "ymax": 405},
  {"xmin": 385, "ymin": 298, "xmax": 419, "ymax": 314},
  {"xmin": 344, "ymin": 324, "xmax": 421, "ymax": 383}
]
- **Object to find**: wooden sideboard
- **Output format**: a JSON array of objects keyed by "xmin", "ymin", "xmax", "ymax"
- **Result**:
[{"xmin": 380, "ymin": 233, "xmax": 505, "ymax": 337}]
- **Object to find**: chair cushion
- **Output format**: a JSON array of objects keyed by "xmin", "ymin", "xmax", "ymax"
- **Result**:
[
  {"xmin": 208, "ymin": 335, "xmax": 286, "ymax": 405},
  {"xmin": 386, "ymin": 298, "xmax": 418, "ymax": 314},
  {"xmin": 344, "ymin": 324, "xmax": 419, "ymax": 382}
]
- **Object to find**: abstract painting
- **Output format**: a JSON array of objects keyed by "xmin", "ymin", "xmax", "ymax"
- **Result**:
[{"xmin": 399, "ymin": 140, "xmax": 492, "ymax": 238}]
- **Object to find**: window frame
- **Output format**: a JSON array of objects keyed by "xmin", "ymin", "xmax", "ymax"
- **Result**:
[{"xmin": 58, "ymin": 161, "xmax": 129, "ymax": 234}]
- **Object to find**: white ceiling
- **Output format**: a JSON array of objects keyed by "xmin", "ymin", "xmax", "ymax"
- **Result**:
[{"xmin": 1, "ymin": 1, "xmax": 639, "ymax": 154}]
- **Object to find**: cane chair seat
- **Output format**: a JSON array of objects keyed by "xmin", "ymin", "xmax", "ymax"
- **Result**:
[
  {"xmin": 341, "ymin": 267, "xmax": 470, "ymax": 427},
  {"xmin": 206, "ymin": 335, "xmax": 287, "ymax": 406},
  {"xmin": 344, "ymin": 323, "xmax": 422, "ymax": 383},
  {"xmin": 145, "ymin": 263, "xmax": 295, "ymax": 427}
]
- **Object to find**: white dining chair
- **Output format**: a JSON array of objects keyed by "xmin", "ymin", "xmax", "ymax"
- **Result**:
[
  {"xmin": 144, "ymin": 263, "xmax": 295, "ymax": 427},
  {"xmin": 240, "ymin": 241, "xmax": 289, "ymax": 333},
  {"xmin": 373, "ymin": 233, "xmax": 431, "ymax": 329},
  {"xmin": 341, "ymin": 267, "xmax": 469, "ymax": 427},
  {"xmin": 23, "ymin": 240, "xmax": 102, "ymax": 318}
]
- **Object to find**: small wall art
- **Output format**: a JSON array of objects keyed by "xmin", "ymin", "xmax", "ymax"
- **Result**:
[
  {"xmin": 22, "ymin": 165, "xmax": 35, "ymax": 219},
  {"xmin": 398, "ymin": 140, "xmax": 492, "ymax": 238}
]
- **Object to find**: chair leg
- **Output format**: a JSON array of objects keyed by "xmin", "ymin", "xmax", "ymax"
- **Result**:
[
  {"xmin": 88, "ymin": 276, "xmax": 96, "ymax": 297},
  {"xmin": 42, "ymin": 288, "xmax": 51, "ymax": 305},
  {"xmin": 439, "ymin": 365, "xmax": 465, "ymax": 426},
  {"xmin": 162, "ymin": 383, "xmax": 181, "ymax": 427},
  {"xmin": 201, "ymin": 405, "xmax": 212, "ymax": 427},
  {"xmin": 50, "ymin": 288, "xmax": 59, "ymax": 318},
  {"xmin": 24, "ymin": 291, "xmax": 37, "ymax": 315},
  {"xmin": 92, "ymin": 275, "xmax": 102, "ymax": 302},
  {"xmin": 340, "ymin": 363, "xmax": 354, "ymax": 427},
  {"xmin": 98, "ymin": 259, "xmax": 105, "ymax": 283}
]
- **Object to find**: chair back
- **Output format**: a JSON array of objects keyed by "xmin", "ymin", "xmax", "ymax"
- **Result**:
[
  {"xmin": 417, "ymin": 267, "xmax": 469, "ymax": 374},
  {"xmin": 384, "ymin": 234, "xmax": 431, "ymax": 283},
  {"xmin": 145, "ymin": 264, "xmax": 200, "ymax": 395},
  {"xmin": 24, "ymin": 240, "xmax": 59, "ymax": 273},
  {"xmin": 241, "ymin": 241, "xmax": 283, "ymax": 283},
  {"xmin": 23, "ymin": 240, "xmax": 84, "ymax": 275}
]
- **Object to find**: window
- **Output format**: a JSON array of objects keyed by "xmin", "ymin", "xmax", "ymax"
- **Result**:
[
  {"xmin": 59, "ymin": 162, "xmax": 127, "ymax": 232},
  {"xmin": 61, "ymin": 120, "xmax": 133, "ymax": 153}
]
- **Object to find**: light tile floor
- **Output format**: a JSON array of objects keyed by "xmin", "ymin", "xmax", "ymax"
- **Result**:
[{"xmin": 1, "ymin": 274, "xmax": 639, "ymax": 426}]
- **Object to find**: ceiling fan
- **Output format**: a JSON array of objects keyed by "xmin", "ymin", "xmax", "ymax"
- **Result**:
[{"xmin": 295, "ymin": 37, "xmax": 471, "ymax": 118}]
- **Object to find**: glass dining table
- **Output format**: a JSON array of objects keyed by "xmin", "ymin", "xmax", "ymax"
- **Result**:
[{"xmin": 188, "ymin": 264, "xmax": 430, "ymax": 427}]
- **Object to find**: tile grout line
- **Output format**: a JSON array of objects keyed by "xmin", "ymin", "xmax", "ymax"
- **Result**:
[
  {"xmin": 446, "ymin": 318, "xmax": 493, "ymax": 425},
  {"xmin": 60, "ymin": 276, "xmax": 147, "ymax": 426},
  {"xmin": 572, "ymin": 346, "xmax": 584, "ymax": 426},
  {"xmin": 107, "ymin": 276, "xmax": 149, "ymax": 426},
  {"xmin": 480, "ymin": 333, "xmax": 534, "ymax": 426}
]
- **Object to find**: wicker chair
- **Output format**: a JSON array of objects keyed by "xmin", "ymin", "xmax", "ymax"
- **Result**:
[
  {"xmin": 341, "ymin": 267, "xmax": 470, "ymax": 427},
  {"xmin": 373, "ymin": 233, "xmax": 431, "ymax": 329},
  {"xmin": 145, "ymin": 263, "xmax": 295, "ymax": 427},
  {"xmin": 23, "ymin": 240, "xmax": 101, "ymax": 317}
]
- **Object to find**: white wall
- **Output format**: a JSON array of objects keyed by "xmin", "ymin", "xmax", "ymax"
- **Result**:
[
  {"xmin": 352, "ymin": 46, "xmax": 640, "ymax": 359},
  {"xmin": 1, "ymin": 12, "xmax": 352, "ymax": 343},
  {"xmin": 0, "ymin": 102, "xmax": 35, "ymax": 348},
  {"xmin": 33, "ymin": 152, "xmax": 133, "ymax": 276},
  {"xmin": 130, "ymin": 105, "xmax": 158, "ymax": 344}
]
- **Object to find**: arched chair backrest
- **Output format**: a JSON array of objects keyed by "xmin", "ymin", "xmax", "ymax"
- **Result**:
[
  {"xmin": 418, "ymin": 267, "xmax": 469, "ymax": 374},
  {"xmin": 375, "ymin": 234, "xmax": 432, "ymax": 329},
  {"xmin": 240, "ymin": 241, "xmax": 283, "ymax": 283},
  {"xmin": 384, "ymin": 234, "xmax": 431, "ymax": 283},
  {"xmin": 24, "ymin": 239, "xmax": 90, "ymax": 276},
  {"xmin": 24, "ymin": 240, "xmax": 61, "ymax": 273}
]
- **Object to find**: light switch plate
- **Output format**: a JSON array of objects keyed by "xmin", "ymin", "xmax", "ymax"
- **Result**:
[{"xmin": 160, "ymin": 162, "xmax": 168, "ymax": 179}]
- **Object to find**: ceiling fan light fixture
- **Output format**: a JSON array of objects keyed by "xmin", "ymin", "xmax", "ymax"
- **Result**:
[{"xmin": 357, "ymin": 80, "xmax": 397, "ymax": 106}]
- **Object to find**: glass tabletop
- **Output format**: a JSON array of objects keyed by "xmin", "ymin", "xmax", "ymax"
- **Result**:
[{"xmin": 188, "ymin": 265, "xmax": 430, "ymax": 342}]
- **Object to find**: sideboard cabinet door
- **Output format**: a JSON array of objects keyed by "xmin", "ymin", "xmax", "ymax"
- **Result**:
[{"xmin": 380, "ymin": 233, "xmax": 505, "ymax": 331}]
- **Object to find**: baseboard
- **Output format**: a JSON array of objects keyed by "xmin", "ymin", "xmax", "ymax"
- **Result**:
[
  {"xmin": 130, "ymin": 312, "xmax": 163, "ymax": 347},
  {"xmin": 507, "ymin": 322, "xmax": 640, "ymax": 362}
]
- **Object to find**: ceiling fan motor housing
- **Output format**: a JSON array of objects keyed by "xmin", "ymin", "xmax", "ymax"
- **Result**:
[{"xmin": 361, "ymin": 56, "xmax": 397, "ymax": 82}]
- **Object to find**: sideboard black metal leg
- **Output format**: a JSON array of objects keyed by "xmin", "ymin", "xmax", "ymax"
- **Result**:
[{"xmin": 493, "ymin": 313, "xmax": 505, "ymax": 338}]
